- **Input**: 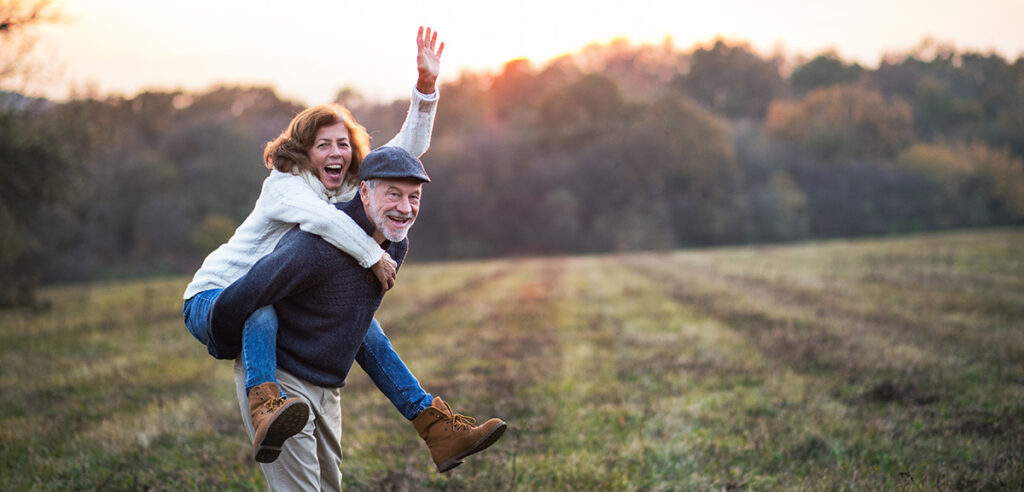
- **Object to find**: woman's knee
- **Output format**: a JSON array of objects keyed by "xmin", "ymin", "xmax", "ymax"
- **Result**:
[
  {"xmin": 182, "ymin": 297, "xmax": 211, "ymax": 345},
  {"xmin": 364, "ymin": 318, "xmax": 392, "ymax": 346}
]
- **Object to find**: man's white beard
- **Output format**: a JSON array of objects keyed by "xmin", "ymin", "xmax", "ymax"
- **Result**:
[{"xmin": 369, "ymin": 194, "xmax": 414, "ymax": 242}]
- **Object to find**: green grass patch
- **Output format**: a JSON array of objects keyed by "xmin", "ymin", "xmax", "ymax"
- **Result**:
[{"xmin": 2, "ymin": 230, "xmax": 1022, "ymax": 490}]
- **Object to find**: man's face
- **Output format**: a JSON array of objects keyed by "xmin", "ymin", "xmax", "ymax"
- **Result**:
[{"xmin": 360, "ymin": 179, "xmax": 423, "ymax": 242}]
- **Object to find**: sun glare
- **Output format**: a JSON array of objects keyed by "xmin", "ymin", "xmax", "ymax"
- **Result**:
[{"xmin": 24, "ymin": 0, "xmax": 1024, "ymax": 105}]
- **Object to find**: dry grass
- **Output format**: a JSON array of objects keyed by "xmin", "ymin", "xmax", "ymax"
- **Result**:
[{"xmin": 1, "ymin": 229, "xmax": 1021, "ymax": 490}]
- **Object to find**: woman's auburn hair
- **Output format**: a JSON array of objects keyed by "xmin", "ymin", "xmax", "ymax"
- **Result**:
[{"xmin": 263, "ymin": 104, "xmax": 371, "ymax": 185}]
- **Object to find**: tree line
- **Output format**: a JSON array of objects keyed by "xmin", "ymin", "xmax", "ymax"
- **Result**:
[{"xmin": 2, "ymin": 37, "xmax": 1023, "ymax": 305}]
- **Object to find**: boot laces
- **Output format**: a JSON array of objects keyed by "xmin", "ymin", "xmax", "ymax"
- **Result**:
[
  {"xmin": 263, "ymin": 397, "xmax": 287, "ymax": 411},
  {"xmin": 437, "ymin": 400, "xmax": 477, "ymax": 430},
  {"xmin": 449, "ymin": 413, "xmax": 476, "ymax": 430}
]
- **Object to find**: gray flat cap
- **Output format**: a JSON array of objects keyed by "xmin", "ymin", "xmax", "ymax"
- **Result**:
[{"xmin": 359, "ymin": 146, "xmax": 431, "ymax": 183}]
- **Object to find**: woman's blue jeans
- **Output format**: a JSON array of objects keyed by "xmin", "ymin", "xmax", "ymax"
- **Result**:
[{"xmin": 182, "ymin": 289, "xmax": 433, "ymax": 420}]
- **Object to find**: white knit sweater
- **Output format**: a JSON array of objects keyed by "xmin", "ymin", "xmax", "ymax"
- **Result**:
[{"xmin": 183, "ymin": 88, "xmax": 437, "ymax": 299}]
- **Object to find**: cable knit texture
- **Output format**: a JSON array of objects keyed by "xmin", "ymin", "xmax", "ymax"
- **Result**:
[
  {"xmin": 183, "ymin": 88, "xmax": 436, "ymax": 299},
  {"xmin": 209, "ymin": 199, "xmax": 408, "ymax": 388}
]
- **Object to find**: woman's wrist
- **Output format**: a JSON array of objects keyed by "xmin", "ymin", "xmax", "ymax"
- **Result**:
[{"xmin": 416, "ymin": 76, "xmax": 437, "ymax": 95}]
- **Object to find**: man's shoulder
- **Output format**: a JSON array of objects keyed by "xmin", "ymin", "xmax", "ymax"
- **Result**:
[
  {"xmin": 279, "ymin": 223, "xmax": 365, "ymax": 266},
  {"xmin": 279, "ymin": 226, "xmax": 336, "ymax": 255}
]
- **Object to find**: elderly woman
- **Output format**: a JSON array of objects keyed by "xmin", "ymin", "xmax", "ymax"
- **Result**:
[{"xmin": 182, "ymin": 27, "xmax": 502, "ymax": 476}]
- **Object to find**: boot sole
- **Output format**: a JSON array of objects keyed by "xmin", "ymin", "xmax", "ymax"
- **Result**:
[
  {"xmin": 254, "ymin": 400, "xmax": 310, "ymax": 463},
  {"xmin": 438, "ymin": 421, "xmax": 508, "ymax": 473}
]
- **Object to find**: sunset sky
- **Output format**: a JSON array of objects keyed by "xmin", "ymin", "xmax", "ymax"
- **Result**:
[{"xmin": 26, "ymin": 0, "xmax": 1024, "ymax": 106}]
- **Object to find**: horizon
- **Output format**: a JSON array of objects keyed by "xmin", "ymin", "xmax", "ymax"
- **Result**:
[{"xmin": 18, "ymin": 0, "xmax": 1024, "ymax": 106}]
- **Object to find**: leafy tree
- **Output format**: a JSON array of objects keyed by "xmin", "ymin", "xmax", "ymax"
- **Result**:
[
  {"xmin": 894, "ymin": 144, "xmax": 992, "ymax": 227},
  {"xmin": 573, "ymin": 37, "xmax": 683, "ymax": 100},
  {"xmin": 433, "ymin": 71, "xmax": 489, "ymax": 138},
  {"xmin": 489, "ymin": 58, "xmax": 542, "ymax": 123},
  {"xmin": 731, "ymin": 123, "xmax": 809, "ymax": 242},
  {"xmin": 0, "ymin": 104, "xmax": 76, "ymax": 305},
  {"xmin": 537, "ymin": 73, "xmax": 634, "ymax": 146},
  {"xmin": 677, "ymin": 39, "xmax": 785, "ymax": 120},
  {"xmin": 0, "ymin": 0, "xmax": 66, "ymax": 306},
  {"xmin": 971, "ymin": 143, "xmax": 1024, "ymax": 219},
  {"xmin": 992, "ymin": 58, "xmax": 1024, "ymax": 157},
  {"xmin": 899, "ymin": 142, "xmax": 1024, "ymax": 223},
  {"xmin": 911, "ymin": 76, "xmax": 984, "ymax": 139},
  {"xmin": 789, "ymin": 156, "xmax": 942, "ymax": 237},
  {"xmin": 764, "ymin": 84, "xmax": 913, "ymax": 160},
  {"xmin": 4, "ymin": 34, "xmax": 1022, "ymax": 288},
  {"xmin": 192, "ymin": 214, "xmax": 237, "ymax": 257},
  {"xmin": 790, "ymin": 52, "xmax": 863, "ymax": 96},
  {"xmin": 869, "ymin": 44, "xmax": 1024, "ymax": 154},
  {"xmin": 624, "ymin": 94, "xmax": 740, "ymax": 244}
]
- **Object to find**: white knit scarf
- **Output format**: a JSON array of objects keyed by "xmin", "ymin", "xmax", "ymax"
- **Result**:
[{"xmin": 296, "ymin": 169, "xmax": 359, "ymax": 204}]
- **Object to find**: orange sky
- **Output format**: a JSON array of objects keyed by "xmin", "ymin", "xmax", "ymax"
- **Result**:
[{"xmin": 24, "ymin": 0, "xmax": 1024, "ymax": 106}]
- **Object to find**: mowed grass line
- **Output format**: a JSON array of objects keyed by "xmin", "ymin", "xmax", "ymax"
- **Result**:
[
  {"xmin": 623, "ymin": 228, "xmax": 1024, "ymax": 489},
  {"xmin": 336, "ymin": 259, "xmax": 568, "ymax": 490},
  {"xmin": 0, "ymin": 260, "xmax": 508, "ymax": 491},
  {"xmin": 339, "ymin": 254, "xmax": 747, "ymax": 490},
  {"xmin": 0, "ymin": 278, "xmax": 265, "ymax": 491},
  {"xmin": 340, "ymin": 253, "xmax": 836, "ymax": 490},
  {"xmin": 1, "ymin": 228, "xmax": 1021, "ymax": 490}
]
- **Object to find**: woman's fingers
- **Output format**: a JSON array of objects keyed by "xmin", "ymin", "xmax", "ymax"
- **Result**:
[{"xmin": 417, "ymin": 26, "xmax": 443, "ymax": 56}]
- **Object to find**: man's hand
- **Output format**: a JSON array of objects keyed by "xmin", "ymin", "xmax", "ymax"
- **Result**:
[
  {"xmin": 371, "ymin": 252, "xmax": 398, "ymax": 294},
  {"xmin": 416, "ymin": 26, "xmax": 444, "ymax": 95}
]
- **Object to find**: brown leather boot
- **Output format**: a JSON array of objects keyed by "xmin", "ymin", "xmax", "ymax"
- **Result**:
[
  {"xmin": 412, "ymin": 396, "xmax": 507, "ymax": 473},
  {"xmin": 248, "ymin": 382, "xmax": 310, "ymax": 463}
]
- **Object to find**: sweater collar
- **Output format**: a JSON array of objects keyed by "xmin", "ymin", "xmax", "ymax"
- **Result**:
[
  {"xmin": 339, "ymin": 198, "xmax": 391, "ymax": 249},
  {"xmin": 296, "ymin": 169, "xmax": 358, "ymax": 204}
]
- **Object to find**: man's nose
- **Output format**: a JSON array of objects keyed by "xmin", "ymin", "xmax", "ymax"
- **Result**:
[{"xmin": 395, "ymin": 197, "xmax": 412, "ymax": 214}]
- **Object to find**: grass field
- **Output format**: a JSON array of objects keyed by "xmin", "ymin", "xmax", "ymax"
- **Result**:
[{"xmin": 2, "ymin": 228, "xmax": 1022, "ymax": 491}]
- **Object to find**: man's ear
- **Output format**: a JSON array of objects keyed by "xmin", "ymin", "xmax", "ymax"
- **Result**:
[{"xmin": 359, "ymin": 181, "xmax": 370, "ymax": 205}]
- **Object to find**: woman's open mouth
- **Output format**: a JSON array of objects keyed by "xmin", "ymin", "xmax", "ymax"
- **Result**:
[{"xmin": 324, "ymin": 164, "xmax": 344, "ymax": 178}]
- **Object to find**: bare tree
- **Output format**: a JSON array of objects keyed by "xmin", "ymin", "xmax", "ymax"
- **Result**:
[{"xmin": 0, "ymin": 0, "xmax": 62, "ymax": 91}]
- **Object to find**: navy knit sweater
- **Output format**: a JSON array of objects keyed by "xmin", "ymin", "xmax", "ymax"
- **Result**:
[{"xmin": 209, "ymin": 198, "xmax": 407, "ymax": 388}]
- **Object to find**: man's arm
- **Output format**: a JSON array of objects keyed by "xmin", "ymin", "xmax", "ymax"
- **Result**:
[{"xmin": 208, "ymin": 231, "xmax": 324, "ymax": 357}]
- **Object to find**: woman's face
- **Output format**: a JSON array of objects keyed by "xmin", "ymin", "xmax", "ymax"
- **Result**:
[{"xmin": 309, "ymin": 121, "xmax": 353, "ymax": 191}]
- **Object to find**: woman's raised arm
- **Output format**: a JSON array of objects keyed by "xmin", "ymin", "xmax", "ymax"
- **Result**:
[
  {"xmin": 416, "ymin": 26, "xmax": 444, "ymax": 95},
  {"xmin": 381, "ymin": 26, "xmax": 444, "ymax": 157}
]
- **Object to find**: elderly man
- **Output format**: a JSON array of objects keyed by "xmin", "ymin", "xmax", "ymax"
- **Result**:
[{"xmin": 209, "ymin": 147, "xmax": 506, "ymax": 490}]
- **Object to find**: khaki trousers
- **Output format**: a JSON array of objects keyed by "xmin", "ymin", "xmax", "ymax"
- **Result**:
[{"xmin": 233, "ymin": 360, "xmax": 343, "ymax": 491}]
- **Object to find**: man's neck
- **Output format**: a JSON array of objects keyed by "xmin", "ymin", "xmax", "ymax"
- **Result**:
[{"xmin": 371, "ymin": 229, "xmax": 386, "ymax": 245}]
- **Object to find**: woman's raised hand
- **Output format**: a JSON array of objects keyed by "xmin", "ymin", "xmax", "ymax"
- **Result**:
[{"xmin": 416, "ymin": 26, "xmax": 444, "ymax": 94}]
